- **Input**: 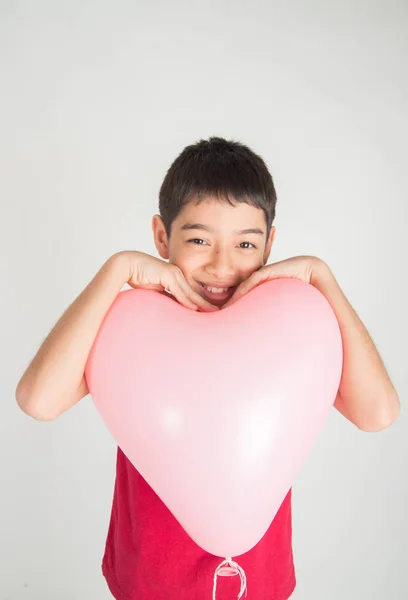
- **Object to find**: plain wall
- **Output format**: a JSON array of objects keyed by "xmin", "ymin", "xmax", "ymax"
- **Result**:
[{"xmin": 1, "ymin": 1, "xmax": 407, "ymax": 598}]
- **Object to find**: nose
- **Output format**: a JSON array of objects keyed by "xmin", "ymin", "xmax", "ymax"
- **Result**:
[{"xmin": 205, "ymin": 247, "xmax": 236, "ymax": 281}]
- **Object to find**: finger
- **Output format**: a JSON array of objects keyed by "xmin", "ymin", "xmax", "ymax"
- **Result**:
[
  {"xmin": 236, "ymin": 273, "xmax": 264, "ymax": 296},
  {"xmin": 174, "ymin": 272, "xmax": 219, "ymax": 312},
  {"xmin": 160, "ymin": 269, "xmax": 197, "ymax": 310},
  {"xmin": 166, "ymin": 277, "xmax": 218, "ymax": 312},
  {"xmin": 222, "ymin": 286, "xmax": 246, "ymax": 308},
  {"xmin": 222, "ymin": 276, "xmax": 259, "ymax": 308},
  {"xmin": 222, "ymin": 293, "xmax": 239, "ymax": 309},
  {"xmin": 166, "ymin": 281, "xmax": 199, "ymax": 310},
  {"xmin": 190, "ymin": 291, "xmax": 220, "ymax": 312}
]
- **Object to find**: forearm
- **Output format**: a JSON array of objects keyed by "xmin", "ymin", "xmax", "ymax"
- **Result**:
[
  {"xmin": 312, "ymin": 260, "xmax": 400, "ymax": 431},
  {"xmin": 16, "ymin": 252, "xmax": 130, "ymax": 420}
]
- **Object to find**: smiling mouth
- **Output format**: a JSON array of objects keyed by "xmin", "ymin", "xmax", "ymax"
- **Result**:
[
  {"xmin": 198, "ymin": 283, "xmax": 237, "ymax": 301},
  {"xmin": 200, "ymin": 282, "xmax": 234, "ymax": 294}
]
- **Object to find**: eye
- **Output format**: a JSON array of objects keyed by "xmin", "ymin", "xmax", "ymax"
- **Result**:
[
  {"xmin": 187, "ymin": 239, "xmax": 256, "ymax": 249},
  {"xmin": 188, "ymin": 238, "xmax": 207, "ymax": 245}
]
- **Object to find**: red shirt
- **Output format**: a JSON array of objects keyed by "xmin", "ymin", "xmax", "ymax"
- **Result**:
[{"xmin": 102, "ymin": 447, "xmax": 296, "ymax": 600}]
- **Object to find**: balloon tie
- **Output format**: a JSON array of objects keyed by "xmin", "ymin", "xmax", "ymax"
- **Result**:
[{"xmin": 212, "ymin": 557, "xmax": 247, "ymax": 600}]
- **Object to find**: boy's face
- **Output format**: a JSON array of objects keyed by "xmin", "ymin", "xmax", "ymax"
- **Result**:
[{"xmin": 152, "ymin": 196, "xmax": 275, "ymax": 308}]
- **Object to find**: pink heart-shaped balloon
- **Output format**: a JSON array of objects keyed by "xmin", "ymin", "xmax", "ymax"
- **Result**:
[{"xmin": 85, "ymin": 278, "xmax": 342, "ymax": 558}]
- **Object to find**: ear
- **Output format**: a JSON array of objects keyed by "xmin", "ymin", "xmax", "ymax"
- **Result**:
[
  {"xmin": 152, "ymin": 214, "xmax": 170, "ymax": 260},
  {"xmin": 263, "ymin": 226, "xmax": 276, "ymax": 264}
]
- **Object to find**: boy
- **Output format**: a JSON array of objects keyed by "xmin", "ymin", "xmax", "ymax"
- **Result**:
[{"xmin": 15, "ymin": 136, "xmax": 400, "ymax": 599}]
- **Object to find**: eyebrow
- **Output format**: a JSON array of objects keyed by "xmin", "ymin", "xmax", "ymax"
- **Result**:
[{"xmin": 180, "ymin": 222, "xmax": 265, "ymax": 236}]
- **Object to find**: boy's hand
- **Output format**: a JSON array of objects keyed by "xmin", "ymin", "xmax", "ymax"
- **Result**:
[
  {"xmin": 120, "ymin": 251, "xmax": 219, "ymax": 312},
  {"xmin": 221, "ymin": 256, "xmax": 323, "ymax": 309}
]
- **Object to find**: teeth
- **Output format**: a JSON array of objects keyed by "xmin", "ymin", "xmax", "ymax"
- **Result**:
[{"xmin": 203, "ymin": 285, "xmax": 230, "ymax": 294}]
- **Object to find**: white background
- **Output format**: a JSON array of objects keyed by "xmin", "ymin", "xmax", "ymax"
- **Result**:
[{"xmin": 1, "ymin": 1, "xmax": 407, "ymax": 598}]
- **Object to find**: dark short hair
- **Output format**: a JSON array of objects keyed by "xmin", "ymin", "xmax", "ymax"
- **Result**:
[{"xmin": 158, "ymin": 136, "xmax": 277, "ymax": 239}]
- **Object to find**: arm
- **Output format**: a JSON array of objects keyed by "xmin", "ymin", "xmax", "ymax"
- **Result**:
[
  {"xmin": 312, "ymin": 260, "xmax": 401, "ymax": 432},
  {"xmin": 15, "ymin": 252, "xmax": 130, "ymax": 421}
]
